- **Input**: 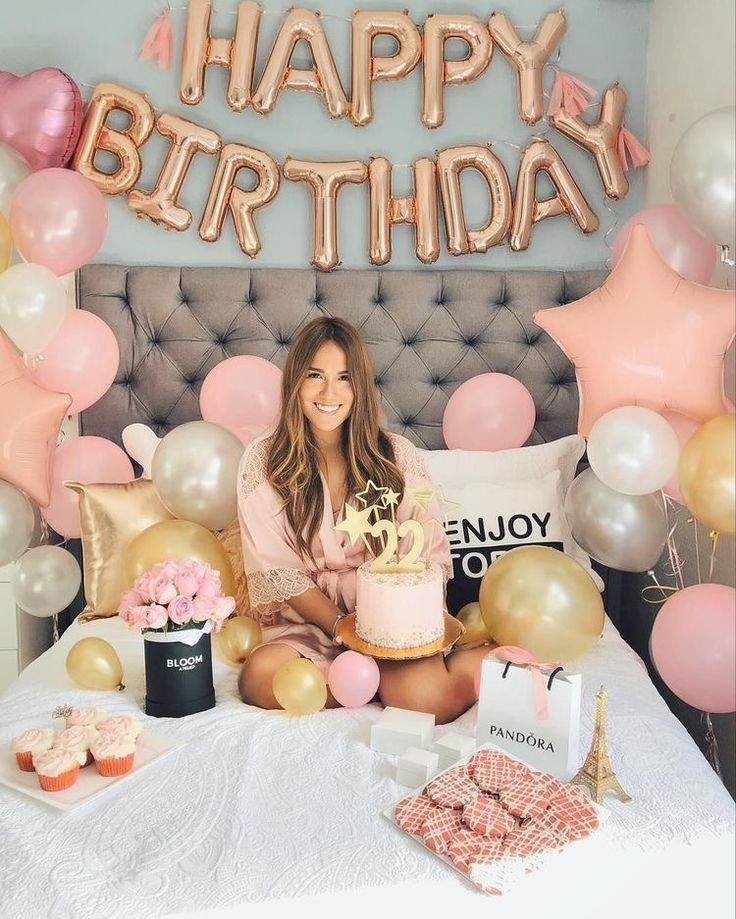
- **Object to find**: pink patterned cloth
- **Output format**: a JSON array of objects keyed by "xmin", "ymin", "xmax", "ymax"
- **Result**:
[{"xmin": 237, "ymin": 432, "xmax": 451, "ymax": 671}]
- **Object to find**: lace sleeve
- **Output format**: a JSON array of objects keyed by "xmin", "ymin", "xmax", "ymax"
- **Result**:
[
  {"xmin": 238, "ymin": 435, "xmax": 272, "ymax": 503},
  {"xmin": 386, "ymin": 432, "xmax": 433, "ymax": 483},
  {"xmin": 247, "ymin": 568, "xmax": 316, "ymax": 626}
]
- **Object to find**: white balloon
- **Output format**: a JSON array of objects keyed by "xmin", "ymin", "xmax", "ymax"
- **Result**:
[
  {"xmin": 122, "ymin": 423, "xmax": 162, "ymax": 479},
  {"xmin": 12, "ymin": 545, "xmax": 81, "ymax": 617},
  {"xmin": 0, "ymin": 262, "xmax": 67, "ymax": 355},
  {"xmin": 0, "ymin": 142, "xmax": 31, "ymax": 217},
  {"xmin": 587, "ymin": 406, "xmax": 679, "ymax": 496},
  {"xmin": 670, "ymin": 106, "xmax": 736, "ymax": 250}
]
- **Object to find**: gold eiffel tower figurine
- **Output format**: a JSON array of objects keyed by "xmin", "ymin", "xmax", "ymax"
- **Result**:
[{"xmin": 570, "ymin": 686, "xmax": 631, "ymax": 804}]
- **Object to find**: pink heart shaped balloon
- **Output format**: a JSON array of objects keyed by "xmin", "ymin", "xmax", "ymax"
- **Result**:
[{"xmin": 0, "ymin": 68, "xmax": 82, "ymax": 171}]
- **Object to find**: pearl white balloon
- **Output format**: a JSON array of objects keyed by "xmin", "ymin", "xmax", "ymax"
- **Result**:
[
  {"xmin": 12, "ymin": 545, "xmax": 81, "ymax": 617},
  {"xmin": 0, "ymin": 142, "xmax": 31, "ymax": 217},
  {"xmin": 0, "ymin": 262, "xmax": 67, "ymax": 355},
  {"xmin": 152, "ymin": 421, "xmax": 245, "ymax": 530},
  {"xmin": 587, "ymin": 407, "xmax": 679, "ymax": 496},
  {"xmin": 670, "ymin": 106, "xmax": 735, "ymax": 250}
]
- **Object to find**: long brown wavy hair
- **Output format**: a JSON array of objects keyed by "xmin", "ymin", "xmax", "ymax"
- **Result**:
[{"xmin": 266, "ymin": 317, "xmax": 404, "ymax": 562}]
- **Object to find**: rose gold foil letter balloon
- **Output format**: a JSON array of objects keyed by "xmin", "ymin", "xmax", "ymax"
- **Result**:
[
  {"xmin": 70, "ymin": 82, "xmax": 155, "ymax": 195},
  {"xmin": 551, "ymin": 83, "xmax": 629, "ymax": 199},
  {"xmin": 200, "ymin": 143, "xmax": 280, "ymax": 258},
  {"xmin": 180, "ymin": 0, "xmax": 260, "ymax": 112},
  {"xmin": 283, "ymin": 159, "xmax": 367, "ymax": 271},
  {"xmin": 127, "ymin": 114, "xmax": 221, "ymax": 231},
  {"xmin": 510, "ymin": 140, "xmax": 598, "ymax": 251},
  {"xmin": 351, "ymin": 11, "xmax": 422, "ymax": 127},
  {"xmin": 489, "ymin": 10, "xmax": 566, "ymax": 125},
  {"xmin": 251, "ymin": 8, "xmax": 349, "ymax": 118},
  {"xmin": 368, "ymin": 156, "xmax": 439, "ymax": 265},
  {"xmin": 422, "ymin": 14, "xmax": 492, "ymax": 129},
  {"xmin": 437, "ymin": 144, "xmax": 512, "ymax": 255}
]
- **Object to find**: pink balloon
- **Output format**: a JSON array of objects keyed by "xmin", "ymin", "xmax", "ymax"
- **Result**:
[
  {"xmin": 43, "ymin": 436, "xmax": 133, "ymax": 538},
  {"xmin": 0, "ymin": 68, "xmax": 82, "ymax": 171},
  {"xmin": 443, "ymin": 373, "xmax": 536, "ymax": 451},
  {"xmin": 30, "ymin": 310, "xmax": 119, "ymax": 414},
  {"xmin": 612, "ymin": 206, "xmax": 717, "ymax": 284},
  {"xmin": 327, "ymin": 650, "xmax": 380, "ymax": 708},
  {"xmin": 535, "ymin": 226, "xmax": 734, "ymax": 436},
  {"xmin": 651, "ymin": 584, "xmax": 736, "ymax": 713},
  {"xmin": 10, "ymin": 168, "xmax": 107, "ymax": 275},
  {"xmin": 200, "ymin": 356, "xmax": 282, "ymax": 436},
  {"xmin": 660, "ymin": 411, "xmax": 700, "ymax": 504}
]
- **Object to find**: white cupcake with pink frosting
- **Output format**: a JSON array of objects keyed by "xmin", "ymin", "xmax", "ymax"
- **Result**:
[
  {"xmin": 90, "ymin": 733, "xmax": 136, "ymax": 777},
  {"xmin": 96, "ymin": 714, "xmax": 142, "ymax": 743},
  {"xmin": 65, "ymin": 707, "xmax": 108, "ymax": 729},
  {"xmin": 54, "ymin": 725, "xmax": 99, "ymax": 767},
  {"xmin": 32, "ymin": 747, "xmax": 82, "ymax": 792},
  {"xmin": 11, "ymin": 728, "xmax": 55, "ymax": 772}
]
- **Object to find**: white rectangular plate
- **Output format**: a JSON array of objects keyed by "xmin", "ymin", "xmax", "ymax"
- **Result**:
[{"xmin": 0, "ymin": 730, "xmax": 184, "ymax": 812}]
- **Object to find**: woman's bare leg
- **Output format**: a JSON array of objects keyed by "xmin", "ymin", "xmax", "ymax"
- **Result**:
[{"xmin": 239, "ymin": 643, "xmax": 340, "ymax": 710}]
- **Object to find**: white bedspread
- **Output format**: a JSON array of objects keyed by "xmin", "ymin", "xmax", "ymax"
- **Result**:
[{"xmin": 1, "ymin": 616, "xmax": 733, "ymax": 919}]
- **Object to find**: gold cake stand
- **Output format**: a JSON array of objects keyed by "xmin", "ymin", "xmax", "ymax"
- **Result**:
[{"xmin": 335, "ymin": 612, "xmax": 464, "ymax": 661}]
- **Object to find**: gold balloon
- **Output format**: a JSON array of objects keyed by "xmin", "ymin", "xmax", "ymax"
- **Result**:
[
  {"xmin": 678, "ymin": 414, "xmax": 736, "ymax": 535},
  {"xmin": 125, "ymin": 519, "xmax": 236, "ymax": 599},
  {"xmin": 0, "ymin": 214, "xmax": 12, "ymax": 272},
  {"xmin": 455, "ymin": 602, "xmax": 492, "ymax": 646},
  {"xmin": 479, "ymin": 546, "xmax": 604, "ymax": 661},
  {"xmin": 66, "ymin": 637, "xmax": 125, "ymax": 691},
  {"xmin": 216, "ymin": 616, "xmax": 262, "ymax": 666},
  {"xmin": 272, "ymin": 658, "xmax": 327, "ymax": 715}
]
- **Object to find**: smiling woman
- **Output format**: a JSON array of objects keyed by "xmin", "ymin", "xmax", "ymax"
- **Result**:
[{"xmin": 236, "ymin": 316, "xmax": 491, "ymax": 720}]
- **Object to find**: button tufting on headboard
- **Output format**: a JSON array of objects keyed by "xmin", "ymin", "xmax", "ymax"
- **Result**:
[{"xmin": 77, "ymin": 265, "xmax": 606, "ymax": 450}]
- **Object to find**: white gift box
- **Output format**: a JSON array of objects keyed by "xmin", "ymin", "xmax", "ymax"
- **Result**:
[
  {"xmin": 396, "ymin": 747, "xmax": 440, "ymax": 786},
  {"xmin": 370, "ymin": 706, "xmax": 435, "ymax": 755},
  {"xmin": 432, "ymin": 731, "xmax": 476, "ymax": 770}
]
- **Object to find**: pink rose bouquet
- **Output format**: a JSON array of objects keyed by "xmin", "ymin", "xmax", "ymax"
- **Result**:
[{"xmin": 118, "ymin": 559, "xmax": 236, "ymax": 633}]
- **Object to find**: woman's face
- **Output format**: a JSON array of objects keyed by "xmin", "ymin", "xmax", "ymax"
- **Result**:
[{"xmin": 298, "ymin": 341, "xmax": 354, "ymax": 437}]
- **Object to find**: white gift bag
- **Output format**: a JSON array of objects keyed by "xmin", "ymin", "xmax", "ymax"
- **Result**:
[{"xmin": 475, "ymin": 657, "xmax": 581, "ymax": 780}]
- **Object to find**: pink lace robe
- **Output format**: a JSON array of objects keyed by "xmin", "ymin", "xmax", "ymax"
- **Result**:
[{"xmin": 237, "ymin": 432, "xmax": 451, "ymax": 673}]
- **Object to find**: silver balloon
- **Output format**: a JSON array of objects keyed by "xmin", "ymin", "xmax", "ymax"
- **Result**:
[
  {"xmin": 670, "ymin": 106, "xmax": 735, "ymax": 250},
  {"xmin": 151, "ymin": 421, "xmax": 245, "ymax": 530},
  {"xmin": 565, "ymin": 468, "xmax": 668, "ymax": 572},
  {"xmin": 0, "ymin": 480, "xmax": 35, "ymax": 566},
  {"xmin": 12, "ymin": 545, "xmax": 82, "ymax": 617},
  {"xmin": 0, "ymin": 142, "xmax": 31, "ymax": 217}
]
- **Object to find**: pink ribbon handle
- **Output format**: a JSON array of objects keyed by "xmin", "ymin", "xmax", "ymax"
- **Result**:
[{"xmin": 486, "ymin": 645, "xmax": 563, "ymax": 721}]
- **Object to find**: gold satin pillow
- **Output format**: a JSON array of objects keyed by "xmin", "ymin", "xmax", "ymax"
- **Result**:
[
  {"xmin": 70, "ymin": 479, "xmax": 250, "ymax": 620},
  {"xmin": 69, "ymin": 479, "xmax": 174, "ymax": 620},
  {"xmin": 215, "ymin": 519, "xmax": 250, "ymax": 614}
]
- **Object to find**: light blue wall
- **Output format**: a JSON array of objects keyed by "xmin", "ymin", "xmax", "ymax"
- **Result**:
[{"xmin": 4, "ymin": 0, "xmax": 651, "ymax": 270}]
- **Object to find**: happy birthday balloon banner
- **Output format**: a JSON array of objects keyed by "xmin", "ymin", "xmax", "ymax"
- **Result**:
[{"xmin": 71, "ymin": 0, "xmax": 642, "ymax": 270}]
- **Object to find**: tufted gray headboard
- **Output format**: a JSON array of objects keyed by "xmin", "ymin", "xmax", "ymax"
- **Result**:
[{"xmin": 77, "ymin": 265, "xmax": 606, "ymax": 450}]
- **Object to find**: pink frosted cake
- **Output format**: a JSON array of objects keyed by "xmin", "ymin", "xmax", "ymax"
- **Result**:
[{"xmin": 355, "ymin": 562, "xmax": 445, "ymax": 649}]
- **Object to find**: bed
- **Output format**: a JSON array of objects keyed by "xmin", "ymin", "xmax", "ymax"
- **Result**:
[{"xmin": 1, "ymin": 265, "xmax": 734, "ymax": 919}]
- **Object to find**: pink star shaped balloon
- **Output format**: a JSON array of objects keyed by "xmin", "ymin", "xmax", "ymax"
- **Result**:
[
  {"xmin": 0, "ymin": 331, "xmax": 70, "ymax": 506},
  {"xmin": 534, "ymin": 225, "xmax": 735, "ymax": 436}
]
